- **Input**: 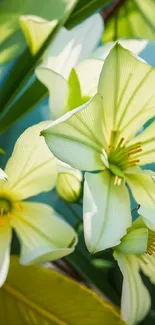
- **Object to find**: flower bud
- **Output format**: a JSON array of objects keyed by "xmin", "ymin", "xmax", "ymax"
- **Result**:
[{"xmin": 56, "ymin": 161, "xmax": 82, "ymax": 202}]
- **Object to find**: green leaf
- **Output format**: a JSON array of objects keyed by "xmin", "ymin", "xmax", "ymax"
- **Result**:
[
  {"xmin": 66, "ymin": 0, "xmax": 108, "ymax": 29},
  {"xmin": 0, "ymin": 79, "xmax": 47, "ymax": 133},
  {"xmin": 0, "ymin": 256, "xmax": 123, "ymax": 325},
  {"xmin": 0, "ymin": 0, "xmax": 77, "ymax": 64},
  {"xmin": 0, "ymin": 0, "xmax": 78, "ymax": 131},
  {"xmin": 103, "ymin": 0, "xmax": 155, "ymax": 42}
]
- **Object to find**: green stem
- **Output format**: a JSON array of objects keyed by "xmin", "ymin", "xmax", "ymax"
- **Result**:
[{"xmin": 64, "ymin": 202, "xmax": 82, "ymax": 224}]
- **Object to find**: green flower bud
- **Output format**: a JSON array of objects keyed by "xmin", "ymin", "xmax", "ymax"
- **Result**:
[{"xmin": 56, "ymin": 161, "xmax": 82, "ymax": 203}]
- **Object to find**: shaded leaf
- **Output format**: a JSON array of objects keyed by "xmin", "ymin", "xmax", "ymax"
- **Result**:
[
  {"xmin": 66, "ymin": 0, "xmax": 108, "ymax": 29},
  {"xmin": 0, "ymin": 256, "xmax": 123, "ymax": 325},
  {"xmin": 103, "ymin": 0, "xmax": 155, "ymax": 42}
]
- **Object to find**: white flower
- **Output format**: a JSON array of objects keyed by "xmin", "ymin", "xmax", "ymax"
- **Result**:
[
  {"xmin": 42, "ymin": 44, "xmax": 155, "ymax": 253},
  {"xmin": 0, "ymin": 122, "xmax": 77, "ymax": 286},
  {"xmin": 114, "ymin": 216, "xmax": 155, "ymax": 325}
]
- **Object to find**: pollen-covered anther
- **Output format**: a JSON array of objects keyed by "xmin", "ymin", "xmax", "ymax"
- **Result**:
[
  {"xmin": 14, "ymin": 202, "xmax": 22, "ymax": 211},
  {"xmin": 147, "ymin": 232, "xmax": 155, "ymax": 255},
  {"xmin": 117, "ymin": 137, "xmax": 125, "ymax": 148},
  {"xmin": 114, "ymin": 176, "xmax": 122, "ymax": 186}
]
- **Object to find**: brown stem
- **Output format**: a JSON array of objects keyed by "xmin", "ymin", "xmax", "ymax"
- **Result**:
[{"xmin": 102, "ymin": 0, "xmax": 126, "ymax": 23}]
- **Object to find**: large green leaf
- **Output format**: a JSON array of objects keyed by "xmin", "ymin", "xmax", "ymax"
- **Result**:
[
  {"xmin": 0, "ymin": 79, "xmax": 47, "ymax": 133},
  {"xmin": 0, "ymin": 0, "xmax": 76, "ymax": 64},
  {"xmin": 0, "ymin": 256, "xmax": 123, "ymax": 325},
  {"xmin": 103, "ymin": 0, "xmax": 155, "ymax": 42},
  {"xmin": 0, "ymin": 0, "xmax": 78, "ymax": 128},
  {"xmin": 66, "ymin": 0, "xmax": 109, "ymax": 29}
]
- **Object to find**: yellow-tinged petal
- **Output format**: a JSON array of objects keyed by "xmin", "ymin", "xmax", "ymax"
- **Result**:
[
  {"xmin": 83, "ymin": 170, "xmax": 131, "ymax": 253},
  {"xmin": 36, "ymin": 67, "xmax": 68, "ymax": 120},
  {"xmin": 42, "ymin": 94, "xmax": 107, "ymax": 171},
  {"xmin": 75, "ymin": 58, "xmax": 104, "ymax": 98},
  {"xmin": 98, "ymin": 43, "xmax": 155, "ymax": 143},
  {"xmin": 0, "ymin": 222, "xmax": 12, "ymax": 287},
  {"xmin": 127, "ymin": 121, "xmax": 155, "ymax": 166},
  {"xmin": 125, "ymin": 167, "xmax": 155, "ymax": 210},
  {"xmin": 5, "ymin": 122, "xmax": 57, "ymax": 200},
  {"xmin": 42, "ymin": 14, "xmax": 103, "ymax": 79},
  {"xmin": 114, "ymin": 252, "xmax": 151, "ymax": 325},
  {"xmin": 20, "ymin": 15, "xmax": 58, "ymax": 55},
  {"xmin": 11, "ymin": 202, "xmax": 77, "ymax": 265}
]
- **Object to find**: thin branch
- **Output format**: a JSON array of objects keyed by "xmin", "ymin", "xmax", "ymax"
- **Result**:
[{"xmin": 102, "ymin": 0, "xmax": 126, "ymax": 23}]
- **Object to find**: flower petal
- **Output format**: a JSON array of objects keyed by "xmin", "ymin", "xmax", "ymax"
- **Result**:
[
  {"xmin": 0, "ymin": 168, "xmax": 7, "ymax": 181},
  {"xmin": 75, "ymin": 59, "xmax": 104, "ymax": 97},
  {"xmin": 42, "ymin": 94, "xmax": 107, "ymax": 171},
  {"xmin": 139, "ymin": 253, "xmax": 155, "ymax": 284},
  {"xmin": 91, "ymin": 39, "xmax": 148, "ymax": 61},
  {"xmin": 0, "ymin": 222, "xmax": 11, "ymax": 287},
  {"xmin": 83, "ymin": 170, "xmax": 131, "ymax": 253},
  {"xmin": 114, "ymin": 252, "xmax": 151, "ymax": 325},
  {"xmin": 127, "ymin": 121, "xmax": 155, "ymax": 166},
  {"xmin": 125, "ymin": 167, "xmax": 155, "ymax": 210},
  {"xmin": 5, "ymin": 122, "xmax": 57, "ymax": 200},
  {"xmin": 42, "ymin": 14, "xmax": 103, "ymax": 79},
  {"xmin": 98, "ymin": 43, "xmax": 155, "ymax": 143},
  {"xmin": 139, "ymin": 207, "xmax": 155, "ymax": 229},
  {"xmin": 11, "ymin": 202, "xmax": 77, "ymax": 265},
  {"xmin": 36, "ymin": 67, "xmax": 68, "ymax": 120},
  {"xmin": 20, "ymin": 15, "xmax": 58, "ymax": 55},
  {"xmin": 115, "ymin": 228, "xmax": 148, "ymax": 254}
]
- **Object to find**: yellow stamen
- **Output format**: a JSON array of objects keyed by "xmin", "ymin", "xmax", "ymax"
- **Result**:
[
  {"xmin": 7, "ymin": 212, "xmax": 12, "ymax": 220},
  {"xmin": 127, "ymin": 147, "xmax": 142, "ymax": 156},
  {"xmin": 0, "ymin": 209, "xmax": 5, "ymax": 227},
  {"xmin": 14, "ymin": 202, "xmax": 22, "ymax": 211},
  {"xmin": 114, "ymin": 176, "xmax": 119, "ymax": 186},
  {"xmin": 117, "ymin": 137, "xmax": 124, "ymax": 148},
  {"xmin": 147, "ymin": 231, "xmax": 155, "ymax": 255},
  {"xmin": 114, "ymin": 176, "xmax": 122, "ymax": 186}
]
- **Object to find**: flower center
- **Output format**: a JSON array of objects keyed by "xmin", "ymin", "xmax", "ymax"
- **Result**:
[
  {"xmin": 147, "ymin": 230, "xmax": 155, "ymax": 255},
  {"xmin": 0, "ymin": 194, "xmax": 21, "ymax": 227},
  {"xmin": 107, "ymin": 130, "xmax": 142, "ymax": 185}
]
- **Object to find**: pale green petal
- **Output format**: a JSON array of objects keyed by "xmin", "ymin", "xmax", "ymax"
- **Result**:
[
  {"xmin": 75, "ymin": 59, "xmax": 104, "ymax": 97},
  {"xmin": 125, "ymin": 167, "xmax": 155, "ymax": 210},
  {"xmin": 127, "ymin": 121, "xmax": 155, "ymax": 166},
  {"xmin": 83, "ymin": 170, "xmax": 131, "ymax": 253},
  {"xmin": 0, "ymin": 222, "xmax": 11, "ymax": 287},
  {"xmin": 20, "ymin": 15, "xmax": 57, "ymax": 55},
  {"xmin": 114, "ymin": 252, "xmax": 151, "ymax": 325},
  {"xmin": 91, "ymin": 40, "xmax": 148, "ymax": 60},
  {"xmin": 98, "ymin": 43, "xmax": 155, "ymax": 143},
  {"xmin": 0, "ymin": 169, "xmax": 7, "ymax": 181},
  {"xmin": 67, "ymin": 68, "xmax": 83, "ymax": 111},
  {"xmin": 115, "ymin": 228, "xmax": 148, "ymax": 254},
  {"xmin": 139, "ymin": 207, "xmax": 155, "ymax": 229},
  {"xmin": 139, "ymin": 253, "xmax": 155, "ymax": 284},
  {"xmin": 11, "ymin": 202, "xmax": 77, "ymax": 265},
  {"xmin": 5, "ymin": 122, "xmax": 57, "ymax": 200},
  {"xmin": 36, "ymin": 67, "xmax": 68, "ymax": 120},
  {"xmin": 42, "ymin": 94, "xmax": 107, "ymax": 171},
  {"xmin": 42, "ymin": 14, "xmax": 103, "ymax": 79}
]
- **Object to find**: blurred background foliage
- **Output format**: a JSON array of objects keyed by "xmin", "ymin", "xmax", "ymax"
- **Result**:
[{"xmin": 0, "ymin": 0, "xmax": 155, "ymax": 324}]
